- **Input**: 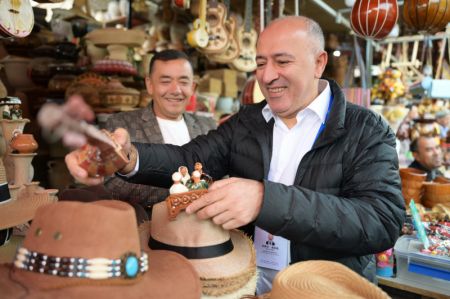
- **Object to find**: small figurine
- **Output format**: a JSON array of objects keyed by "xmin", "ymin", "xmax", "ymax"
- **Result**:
[
  {"xmin": 187, "ymin": 170, "xmax": 209, "ymax": 190},
  {"xmin": 0, "ymin": 97, "xmax": 22, "ymax": 120},
  {"xmin": 375, "ymin": 248, "xmax": 394, "ymax": 277},
  {"xmin": 194, "ymin": 162, "xmax": 213, "ymax": 185},
  {"xmin": 2, "ymin": 105, "xmax": 11, "ymax": 120},
  {"xmin": 10, "ymin": 104, "xmax": 22, "ymax": 120},
  {"xmin": 178, "ymin": 165, "xmax": 190, "ymax": 185},
  {"xmin": 169, "ymin": 172, "xmax": 189, "ymax": 194}
]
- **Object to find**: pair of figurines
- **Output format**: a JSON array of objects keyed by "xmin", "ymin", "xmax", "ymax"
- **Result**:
[
  {"xmin": 169, "ymin": 162, "xmax": 212, "ymax": 195},
  {"xmin": 2, "ymin": 104, "xmax": 22, "ymax": 120}
]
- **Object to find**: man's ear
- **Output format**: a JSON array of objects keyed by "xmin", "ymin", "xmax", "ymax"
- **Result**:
[
  {"xmin": 145, "ymin": 76, "xmax": 153, "ymax": 95},
  {"xmin": 412, "ymin": 151, "xmax": 419, "ymax": 162},
  {"xmin": 192, "ymin": 81, "xmax": 197, "ymax": 92},
  {"xmin": 315, "ymin": 50, "xmax": 328, "ymax": 79}
]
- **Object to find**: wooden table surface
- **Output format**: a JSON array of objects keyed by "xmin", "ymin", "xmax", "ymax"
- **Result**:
[{"xmin": 378, "ymin": 276, "xmax": 450, "ymax": 299}]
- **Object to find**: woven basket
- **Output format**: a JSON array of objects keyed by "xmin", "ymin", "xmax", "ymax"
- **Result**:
[
  {"xmin": 399, "ymin": 168, "xmax": 427, "ymax": 205},
  {"xmin": 422, "ymin": 178, "xmax": 450, "ymax": 208}
]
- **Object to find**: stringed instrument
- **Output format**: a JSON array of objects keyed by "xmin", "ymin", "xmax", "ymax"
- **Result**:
[
  {"xmin": 0, "ymin": 0, "xmax": 34, "ymax": 38},
  {"xmin": 37, "ymin": 103, "xmax": 129, "ymax": 177},
  {"xmin": 186, "ymin": 0, "xmax": 209, "ymax": 48},
  {"xmin": 350, "ymin": 0, "xmax": 398, "ymax": 40},
  {"xmin": 208, "ymin": 0, "xmax": 240, "ymax": 63},
  {"xmin": 200, "ymin": 0, "xmax": 229, "ymax": 54},
  {"xmin": 403, "ymin": 0, "xmax": 450, "ymax": 34},
  {"xmin": 230, "ymin": 0, "xmax": 257, "ymax": 72}
]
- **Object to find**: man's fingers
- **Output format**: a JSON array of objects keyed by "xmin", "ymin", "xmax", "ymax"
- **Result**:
[
  {"xmin": 208, "ymin": 177, "xmax": 240, "ymax": 191},
  {"xmin": 65, "ymin": 151, "xmax": 104, "ymax": 186},
  {"xmin": 64, "ymin": 95, "xmax": 95, "ymax": 122},
  {"xmin": 76, "ymin": 176, "xmax": 104, "ymax": 186},
  {"xmin": 196, "ymin": 198, "xmax": 229, "ymax": 220},
  {"xmin": 211, "ymin": 210, "xmax": 234, "ymax": 226},
  {"xmin": 113, "ymin": 128, "xmax": 131, "ymax": 150},
  {"xmin": 222, "ymin": 219, "xmax": 241, "ymax": 230},
  {"xmin": 65, "ymin": 152, "xmax": 85, "ymax": 178},
  {"xmin": 186, "ymin": 190, "xmax": 222, "ymax": 214}
]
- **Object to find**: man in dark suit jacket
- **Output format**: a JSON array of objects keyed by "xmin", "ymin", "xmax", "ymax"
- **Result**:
[{"xmin": 104, "ymin": 50, "xmax": 216, "ymax": 217}]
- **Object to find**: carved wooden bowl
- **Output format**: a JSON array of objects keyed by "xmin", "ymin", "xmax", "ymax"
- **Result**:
[
  {"xmin": 400, "ymin": 168, "xmax": 427, "ymax": 205},
  {"xmin": 422, "ymin": 178, "xmax": 450, "ymax": 208}
]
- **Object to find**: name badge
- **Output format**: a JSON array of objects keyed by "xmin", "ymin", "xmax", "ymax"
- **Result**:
[{"xmin": 254, "ymin": 226, "xmax": 289, "ymax": 271}]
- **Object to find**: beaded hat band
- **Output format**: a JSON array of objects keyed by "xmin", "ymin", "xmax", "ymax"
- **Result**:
[{"xmin": 14, "ymin": 247, "xmax": 148, "ymax": 280}]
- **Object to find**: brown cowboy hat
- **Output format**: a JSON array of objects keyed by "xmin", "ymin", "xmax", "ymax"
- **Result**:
[
  {"xmin": 250, "ymin": 260, "xmax": 389, "ymax": 299},
  {"xmin": 146, "ymin": 191, "xmax": 257, "ymax": 298},
  {"xmin": 0, "ymin": 200, "xmax": 201, "ymax": 299}
]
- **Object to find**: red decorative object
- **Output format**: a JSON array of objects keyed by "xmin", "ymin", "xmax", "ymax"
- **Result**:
[
  {"xmin": 10, "ymin": 131, "xmax": 38, "ymax": 154},
  {"xmin": 403, "ymin": 0, "xmax": 450, "ymax": 33},
  {"xmin": 77, "ymin": 131, "xmax": 129, "ymax": 177},
  {"xmin": 351, "ymin": 0, "xmax": 398, "ymax": 40},
  {"xmin": 173, "ymin": 0, "xmax": 190, "ymax": 9},
  {"xmin": 92, "ymin": 59, "xmax": 138, "ymax": 76}
]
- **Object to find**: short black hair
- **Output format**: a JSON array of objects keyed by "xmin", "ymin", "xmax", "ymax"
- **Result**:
[
  {"xmin": 148, "ymin": 50, "xmax": 192, "ymax": 75},
  {"xmin": 410, "ymin": 136, "xmax": 435, "ymax": 153},
  {"xmin": 410, "ymin": 138, "xmax": 419, "ymax": 153}
]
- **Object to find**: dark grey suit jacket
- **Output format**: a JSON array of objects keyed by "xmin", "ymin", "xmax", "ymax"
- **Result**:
[{"xmin": 104, "ymin": 104, "xmax": 216, "ymax": 214}]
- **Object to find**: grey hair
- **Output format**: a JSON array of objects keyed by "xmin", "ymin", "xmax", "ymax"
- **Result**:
[{"xmin": 269, "ymin": 16, "xmax": 325, "ymax": 53}]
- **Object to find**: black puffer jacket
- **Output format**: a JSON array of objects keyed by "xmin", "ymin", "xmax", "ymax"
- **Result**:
[{"xmin": 127, "ymin": 80, "xmax": 406, "ymax": 280}]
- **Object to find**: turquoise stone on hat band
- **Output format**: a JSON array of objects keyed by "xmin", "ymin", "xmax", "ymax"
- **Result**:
[{"xmin": 124, "ymin": 254, "xmax": 139, "ymax": 278}]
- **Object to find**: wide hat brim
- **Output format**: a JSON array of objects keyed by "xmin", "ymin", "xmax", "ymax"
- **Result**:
[
  {"xmin": 0, "ymin": 189, "xmax": 57, "ymax": 230},
  {"xmin": 260, "ymin": 260, "xmax": 389, "ymax": 299},
  {"xmin": 0, "ymin": 249, "xmax": 201, "ymax": 299},
  {"xmin": 146, "ymin": 222, "xmax": 256, "ymax": 297},
  {"xmin": 146, "ymin": 222, "xmax": 255, "ymax": 279}
]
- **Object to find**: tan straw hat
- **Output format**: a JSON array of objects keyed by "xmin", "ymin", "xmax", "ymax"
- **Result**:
[
  {"xmin": 251, "ymin": 260, "xmax": 389, "ymax": 299},
  {"xmin": 0, "ymin": 187, "xmax": 57, "ymax": 230},
  {"xmin": 0, "ymin": 200, "xmax": 201, "ymax": 299},
  {"xmin": 147, "ymin": 191, "xmax": 257, "ymax": 298},
  {"xmin": 0, "ymin": 175, "xmax": 58, "ymax": 263}
]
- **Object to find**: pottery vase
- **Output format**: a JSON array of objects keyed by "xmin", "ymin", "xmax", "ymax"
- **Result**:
[
  {"xmin": 10, "ymin": 153, "xmax": 36, "ymax": 187},
  {"xmin": 10, "ymin": 131, "xmax": 38, "ymax": 154},
  {"xmin": 0, "ymin": 119, "xmax": 30, "ymax": 182}
]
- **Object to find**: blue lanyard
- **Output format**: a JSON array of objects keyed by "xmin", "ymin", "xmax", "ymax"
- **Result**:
[{"xmin": 314, "ymin": 94, "xmax": 334, "ymax": 143}]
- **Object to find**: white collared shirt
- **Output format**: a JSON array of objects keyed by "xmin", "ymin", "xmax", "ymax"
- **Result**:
[
  {"xmin": 262, "ymin": 80, "xmax": 331, "ymax": 186},
  {"xmin": 156, "ymin": 116, "xmax": 190, "ymax": 146}
]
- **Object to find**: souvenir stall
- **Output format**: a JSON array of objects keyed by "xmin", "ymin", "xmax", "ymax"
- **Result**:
[
  {"xmin": 0, "ymin": 0, "xmax": 449, "ymax": 298},
  {"xmin": 347, "ymin": 1, "xmax": 450, "ymax": 298}
]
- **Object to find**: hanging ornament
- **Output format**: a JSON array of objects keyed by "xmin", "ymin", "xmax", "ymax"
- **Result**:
[
  {"xmin": 403, "ymin": 0, "xmax": 450, "ymax": 34},
  {"xmin": 350, "ymin": 0, "xmax": 398, "ymax": 40},
  {"xmin": 345, "ymin": 0, "xmax": 356, "ymax": 7}
]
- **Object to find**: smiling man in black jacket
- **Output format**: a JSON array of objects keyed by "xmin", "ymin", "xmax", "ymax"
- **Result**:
[{"xmin": 65, "ymin": 16, "xmax": 405, "ymax": 292}]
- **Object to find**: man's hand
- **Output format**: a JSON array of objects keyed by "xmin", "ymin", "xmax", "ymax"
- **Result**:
[
  {"xmin": 61, "ymin": 95, "xmax": 96, "ymax": 148},
  {"xmin": 185, "ymin": 178, "xmax": 264, "ymax": 230},
  {"xmin": 65, "ymin": 128, "xmax": 132, "ymax": 186}
]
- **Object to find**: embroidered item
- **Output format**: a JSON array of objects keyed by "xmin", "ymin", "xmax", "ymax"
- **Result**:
[{"xmin": 14, "ymin": 247, "xmax": 148, "ymax": 279}]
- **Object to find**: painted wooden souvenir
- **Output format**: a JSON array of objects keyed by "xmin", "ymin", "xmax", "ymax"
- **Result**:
[
  {"xmin": 403, "ymin": 0, "xmax": 450, "ymax": 33},
  {"xmin": 351, "ymin": 0, "xmax": 398, "ymax": 40}
]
